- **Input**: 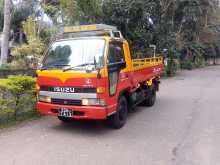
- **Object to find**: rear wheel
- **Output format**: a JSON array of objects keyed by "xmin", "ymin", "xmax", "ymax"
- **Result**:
[
  {"xmin": 143, "ymin": 86, "xmax": 156, "ymax": 107},
  {"xmin": 108, "ymin": 96, "xmax": 128, "ymax": 129}
]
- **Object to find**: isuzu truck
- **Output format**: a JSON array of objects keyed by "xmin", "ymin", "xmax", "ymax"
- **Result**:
[{"xmin": 36, "ymin": 24, "xmax": 163, "ymax": 128}]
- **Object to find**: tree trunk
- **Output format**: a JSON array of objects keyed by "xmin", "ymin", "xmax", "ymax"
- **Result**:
[{"xmin": 0, "ymin": 0, "xmax": 13, "ymax": 65}]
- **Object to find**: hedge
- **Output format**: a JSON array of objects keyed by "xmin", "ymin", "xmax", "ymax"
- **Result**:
[{"xmin": 0, "ymin": 75, "xmax": 37, "ymax": 126}]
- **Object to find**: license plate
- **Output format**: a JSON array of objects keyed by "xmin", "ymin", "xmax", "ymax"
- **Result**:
[{"xmin": 58, "ymin": 108, "xmax": 73, "ymax": 118}]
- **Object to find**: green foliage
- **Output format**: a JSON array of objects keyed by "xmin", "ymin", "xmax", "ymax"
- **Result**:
[
  {"xmin": 164, "ymin": 49, "xmax": 180, "ymax": 76},
  {"xmin": 1, "ymin": 0, "xmax": 37, "ymax": 31},
  {"xmin": 179, "ymin": 42, "xmax": 207, "ymax": 69},
  {"xmin": 11, "ymin": 5, "xmax": 34, "ymax": 30},
  {"xmin": 43, "ymin": 0, "xmax": 102, "ymax": 24},
  {"xmin": 0, "ymin": 64, "xmax": 12, "ymax": 70},
  {"xmin": 59, "ymin": 0, "xmax": 80, "ymax": 24},
  {"xmin": 22, "ymin": 16, "xmax": 37, "ymax": 40},
  {"xmin": 103, "ymin": 0, "xmax": 160, "ymax": 54},
  {"xmin": 0, "ymin": 75, "xmax": 36, "ymax": 120},
  {"xmin": 0, "ymin": 75, "xmax": 35, "ymax": 95},
  {"xmin": 39, "ymin": 27, "xmax": 57, "ymax": 44},
  {"xmin": 11, "ymin": 17, "xmax": 46, "ymax": 69},
  {"xmin": 77, "ymin": 0, "xmax": 103, "ymax": 23},
  {"xmin": 180, "ymin": 59, "xmax": 194, "ymax": 70},
  {"xmin": 194, "ymin": 56, "xmax": 206, "ymax": 68},
  {"xmin": 42, "ymin": 3, "xmax": 60, "ymax": 24},
  {"xmin": 11, "ymin": 38, "xmax": 45, "ymax": 69},
  {"xmin": 12, "ymin": 38, "xmax": 45, "ymax": 59},
  {"xmin": 2, "ymin": 0, "xmax": 219, "ymax": 72},
  {"xmin": 102, "ymin": 0, "xmax": 220, "ymax": 73}
]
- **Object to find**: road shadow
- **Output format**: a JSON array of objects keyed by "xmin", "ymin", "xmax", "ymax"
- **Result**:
[
  {"xmin": 50, "ymin": 98, "xmax": 164, "ymax": 136},
  {"xmin": 50, "ymin": 109, "xmax": 145, "ymax": 136},
  {"xmin": 51, "ymin": 119, "xmax": 118, "ymax": 137}
]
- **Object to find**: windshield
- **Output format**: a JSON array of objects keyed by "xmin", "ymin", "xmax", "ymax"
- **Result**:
[{"xmin": 42, "ymin": 39, "xmax": 105, "ymax": 70}]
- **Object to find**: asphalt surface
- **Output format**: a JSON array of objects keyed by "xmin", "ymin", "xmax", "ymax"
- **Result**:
[{"xmin": 0, "ymin": 66, "xmax": 220, "ymax": 165}]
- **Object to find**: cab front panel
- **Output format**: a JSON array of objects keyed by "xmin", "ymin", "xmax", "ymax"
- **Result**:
[{"xmin": 36, "ymin": 71, "xmax": 114, "ymax": 120}]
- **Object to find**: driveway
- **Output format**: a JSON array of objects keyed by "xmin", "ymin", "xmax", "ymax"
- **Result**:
[{"xmin": 0, "ymin": 66, "xmax": 220, "ymax": 165}]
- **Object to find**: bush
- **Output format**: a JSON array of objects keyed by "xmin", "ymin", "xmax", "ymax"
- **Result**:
[
  {"xmin": 0, "ymin": 75, "xmax": 36, "ymax": 121},
  {"xmin": 180, "ymin": 59, "xmax": 194, "ymax": 70},
  {"xmin": 180, "ymin": 56, "xmax": 206, "ymax": 70},
  {"xmin": 165, "ymin": 59, "xmax": 180, "ymax": 76},
  {"xmin": 163, "ymin": 49, "xmax": 180, "ymax": 77},
  {"xmin": 194, "ymin": 56, "xmax": 206, "ymax": 68},
  {"xmin": 11, "ymin": 38, "xmax": 45, "ymax": 69},
  {"xmin": 0, "ymin": 64, "xmax": 12, "ymax": 70},
  {"xmin": 39, "ymin": 27, "xmax": 57, "ymax": 45},
  {"xmin": 11, "ymin": 16, "xmax": 46, "ymax": 69}
]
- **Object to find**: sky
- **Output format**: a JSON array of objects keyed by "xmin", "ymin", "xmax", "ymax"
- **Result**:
[{"xmin": 12, "ymin": 0, "xmax": 52, "ymax": 24}]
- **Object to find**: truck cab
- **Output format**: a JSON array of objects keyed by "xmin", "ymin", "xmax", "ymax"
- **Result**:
[{"xmin": 36, "ymin": 24, "xmax": 163, "ymax": 128}]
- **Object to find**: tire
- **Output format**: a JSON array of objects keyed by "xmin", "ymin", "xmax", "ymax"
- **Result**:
[
  {"xmin": 143, "ymin": 87, "xmax": 156, "ymax": 107},
  {"xmin": 108, "ymin": 96, "xmax": 128, "ymax": 129},
  {"xmin": 58, "ymin": 116, "xmax": 72, "ymax": 123}
]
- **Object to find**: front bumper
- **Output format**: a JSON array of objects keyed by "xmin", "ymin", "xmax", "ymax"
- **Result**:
[{"xmin": 37, "ymin": 102, "xmax": 108, "ymax": 120}]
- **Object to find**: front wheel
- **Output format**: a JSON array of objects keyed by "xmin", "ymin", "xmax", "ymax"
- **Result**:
[{"xmin": 107, "ymin": 96, "xmax": 128, "ymax": 129}]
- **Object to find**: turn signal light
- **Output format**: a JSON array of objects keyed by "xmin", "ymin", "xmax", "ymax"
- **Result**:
[{"xmin": 97, "ymin": 87, "xmax": 105, "ymax": 94}]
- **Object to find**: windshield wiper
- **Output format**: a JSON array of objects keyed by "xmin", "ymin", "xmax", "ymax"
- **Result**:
[
  {"xmin": 40, "ymin": 64, "xmax": 70, "ymax": 71},
  {"xmin": 63, "ymin": 63, "xmax": 96, "ymax": 72}
]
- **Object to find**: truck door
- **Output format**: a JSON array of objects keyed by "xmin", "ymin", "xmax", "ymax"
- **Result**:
[{"xmin": 107, "ymin": 41, "xmax": 125, "ymax": 97}]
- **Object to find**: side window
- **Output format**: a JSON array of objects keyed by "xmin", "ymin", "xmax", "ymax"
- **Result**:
[{"xmin": 108, "ymin": 42, "xmax": 124, "ymax": 64}]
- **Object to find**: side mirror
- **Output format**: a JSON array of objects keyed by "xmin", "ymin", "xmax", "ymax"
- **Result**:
[
  {"xmin": 37, "ymin": 63, "xmax": 43, "ymax": 70},
  {"xmin": 107, "ymin": 61, "xmax": 126, "ymax": 72}
]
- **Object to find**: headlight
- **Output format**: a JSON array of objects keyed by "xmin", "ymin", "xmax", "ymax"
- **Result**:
[
  {"xmin": 82, "ymin": 98, "xmax": 106, "ymax": 106},
  {"xmin": 38, "ymin": 95, "xmax": 51, "ymax": 103}
]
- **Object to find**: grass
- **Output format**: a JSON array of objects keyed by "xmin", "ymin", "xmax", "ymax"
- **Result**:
[{"xmin": 0, "ymin": 79, "xmax": 8, "ymax": 86}]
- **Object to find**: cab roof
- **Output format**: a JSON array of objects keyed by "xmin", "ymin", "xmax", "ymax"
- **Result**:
[
  {"xmin": 55, "ymin": 24, "xmax": 123, "ymax": 41},
  {"xmin": 63, "ymin": 24, "xmax": 118, "ymax": 33}
]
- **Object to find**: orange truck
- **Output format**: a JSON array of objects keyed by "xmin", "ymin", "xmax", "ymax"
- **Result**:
[{"xmin": 36, "ymin": 24, "xmax": 163, "ymax": 128}]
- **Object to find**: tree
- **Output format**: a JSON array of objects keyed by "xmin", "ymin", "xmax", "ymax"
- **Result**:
[
  {"xmin": 42, "ymin": 0, "xmax": 103, "ymax": 25},
  {"xmin": 0, "ymin": 0, "xmax": 37, "ymax": 38},
  {"xmin": 0, "ymin": 0, "xmax": 13, "ymax": 65},
  {"xmin": 103, "ymin": 0, "xmax": 161, "ymax": 54},
  {"xmin": 77, "ymin": 0, "xmax": 102, "ymax": 23},
  {"xmin": 0, "ymin": 0, "xmax": 3, "ymax": 31},
  {"xmin": 11, "ymin": 16, "xmax": 46, "ymax": 69},
  {"xmin": 102, "ymin": 0, "xmax": 220, "ymax": 70}
]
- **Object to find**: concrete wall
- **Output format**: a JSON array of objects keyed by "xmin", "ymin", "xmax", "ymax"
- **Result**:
[{"xmin": 207, "ymin": 58, "xmax": 220, "ymax": 65}]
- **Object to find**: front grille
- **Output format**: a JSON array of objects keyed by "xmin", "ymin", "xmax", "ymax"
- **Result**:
[
  {"xmin": 40, "ymin": 86, "xmax": 96, "ymax": 93},
  {"xmin": 51, "ymin": 98, "xmax": 82, "ymax": 106}
]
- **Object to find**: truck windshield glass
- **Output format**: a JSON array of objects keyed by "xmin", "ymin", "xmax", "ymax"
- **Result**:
[{"xmin": 42, "ymin": 39, "xmax": 105, "ymax": 70}]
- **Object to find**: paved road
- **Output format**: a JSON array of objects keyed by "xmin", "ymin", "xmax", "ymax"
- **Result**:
[{"xmin": 0, "ymin": 66, "xmax": 220, "ymax": 165}]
